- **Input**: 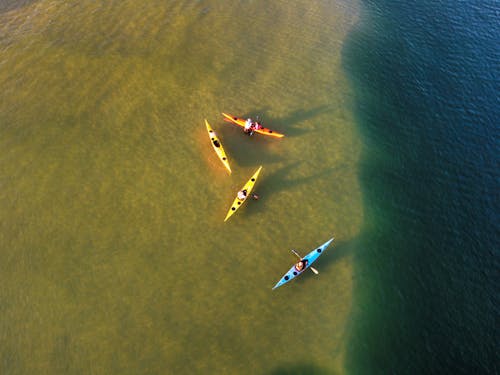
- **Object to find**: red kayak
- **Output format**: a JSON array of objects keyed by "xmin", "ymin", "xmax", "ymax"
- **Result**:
[{"xmin": 222, "ymin": 113, "xmax": 285, "ymax": 138}]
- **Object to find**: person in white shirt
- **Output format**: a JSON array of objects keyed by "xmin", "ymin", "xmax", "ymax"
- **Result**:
[
  {"xmin": 237, "ymin": 189, "xmax": 248, "ymax": 200},
  {"xmin": 237, "ymin": 189, "xmax": 259, "ymax": 201},
  {"xmin": 244, "ymin": 118, "xmax": 254, "ymax": 135}
]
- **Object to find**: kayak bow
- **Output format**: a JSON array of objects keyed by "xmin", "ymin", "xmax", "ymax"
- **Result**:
[
  {"xmin": 205, "ymin": 119, "xmax": 231, "ymax": 173},
  {"xmin": 222, "ymin": 112, "xmax": 285, "ymax": 138},
  {"xmin": 272, "ymin": 237, "xmax": 334, "ymax": 290},
  {"xmin": 224, "ymin": 166, "xmax": 263, "ymax": 222}
]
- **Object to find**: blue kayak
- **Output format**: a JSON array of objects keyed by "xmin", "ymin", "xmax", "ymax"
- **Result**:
[{"xmin": 272, "ymin": 238, "xmax": 334, "ymax": 290}]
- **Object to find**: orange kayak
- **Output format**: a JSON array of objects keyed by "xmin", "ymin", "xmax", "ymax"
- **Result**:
[{"xmin": 222, "ymin": 113, "xmax": 285, "ymax": 138}]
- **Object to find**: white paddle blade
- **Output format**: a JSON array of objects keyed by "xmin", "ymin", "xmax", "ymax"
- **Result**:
[{"xmin": 310, "ymin": 267, "xmax": 319, "ymax": 275}]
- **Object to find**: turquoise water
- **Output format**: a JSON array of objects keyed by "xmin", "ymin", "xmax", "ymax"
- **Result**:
[{"xmin": 344, "ymin": 0, "xmax": 498, "ymax": 373}]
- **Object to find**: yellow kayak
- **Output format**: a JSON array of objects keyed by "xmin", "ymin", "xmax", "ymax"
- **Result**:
[
  {"xmin": 205, "ymin": 119, "xmax": 231, "ymax": 173},
  {"xmin": 224, "ymin": 166, "xmax": 263, "ymax": 222}
]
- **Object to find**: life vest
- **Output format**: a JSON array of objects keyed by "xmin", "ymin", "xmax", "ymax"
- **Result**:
[{"xmin": 294, "ymin": 260, "xmax": 308, "ymax": 272}]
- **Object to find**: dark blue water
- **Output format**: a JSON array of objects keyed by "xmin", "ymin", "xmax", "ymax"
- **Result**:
[{"xmin": 343, "ymin": 0, "xmax": 499, "ymax": 373}]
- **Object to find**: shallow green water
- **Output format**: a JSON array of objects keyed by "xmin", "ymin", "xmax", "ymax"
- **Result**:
[{"xmin": 0, "ymin": 1, "xmax": 361, "ymax": 374}]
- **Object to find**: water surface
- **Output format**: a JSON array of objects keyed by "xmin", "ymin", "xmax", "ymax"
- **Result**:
[{"xmin": 0, "ymin": 1, "xmax": 361, "ymax": 374}]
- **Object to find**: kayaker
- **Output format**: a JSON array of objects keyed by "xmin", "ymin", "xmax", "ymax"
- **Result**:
[
  {"xmin": 244, "ymin": 118, "xmax": 253, "ymax": 134},
  {"xmin": 253, "ymin": 121, "xmax": 263, "ymax": 131},
  {"xmin": 295, "ymin": 259, "xmax": 308, "ymax": 272},
  {"xmin": 237, "ymin": 189, "xmax": 248, "ymax": 200}
]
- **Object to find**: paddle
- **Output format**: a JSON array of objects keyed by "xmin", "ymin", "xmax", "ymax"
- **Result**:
[{"xmin": 291, "ymin": 249, "xmax": 319, "ymax": 275}]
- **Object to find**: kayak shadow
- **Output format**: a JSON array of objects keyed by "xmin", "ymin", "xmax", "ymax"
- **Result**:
[
  {"xmin": 283, "ymin": 239, "xmax": 350, "ymax": 286},
  {"xmin": 279, "ymin": 105, "xmax": 334, "ymax": 138},
  {"xmin": 217, "ymin": 127, "xmax": 285, "ymax": 168},
  {"xmin": 242, "ymin": 163, "xmax": 334, "ymax": 219},
  {"xmin": 316, "ymin": 238, "xmax": 352, "ymax": 271},
  {"xmin": 248, "ymin": 105, "xmax": 333, "ymax": 138},
  {"xmin": 260, "ymin": 162, "xmax": 335, "ymax": 195},
  {"xmin": 269, "ymin": 362, "xmax": 336, "ymax": 375}
]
